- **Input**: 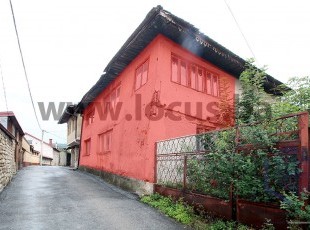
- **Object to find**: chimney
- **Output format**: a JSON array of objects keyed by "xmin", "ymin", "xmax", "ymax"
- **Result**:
[{"xmin": 49, "ymin": 139, "xmax": 53, "ymax": 146}]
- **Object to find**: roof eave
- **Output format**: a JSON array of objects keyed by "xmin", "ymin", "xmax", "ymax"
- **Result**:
[
  {"xmin": 76, "ymin": 5, "xmax": 284, "ymax": 113},
  {"xmin": 58, "ymin": 105, "xmax": 77, "ymax": 124}
]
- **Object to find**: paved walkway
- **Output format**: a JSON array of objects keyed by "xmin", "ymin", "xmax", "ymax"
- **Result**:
[{"xmin": 0, "ymin": 166, "xmax": 185, "ymax": 230}]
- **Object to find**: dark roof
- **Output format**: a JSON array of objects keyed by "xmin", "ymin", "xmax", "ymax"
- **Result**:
[
  {"xmin": 76, "ymin": 5, "xmax": 283, "ymax": 113},
  {"xmin": 0, "ymin": 123, "xmax": 15, "ymax": 139},
  {"xmin": 58, "ymin": 104, "xmax": 77, "ymax": 124},
  {"xmin": 53, "ymin": 147, "xmax": 60, "ymax": 152},
  {"xmin": 0, "ymin": 111, "xmax": 24, "ymax": 136}
]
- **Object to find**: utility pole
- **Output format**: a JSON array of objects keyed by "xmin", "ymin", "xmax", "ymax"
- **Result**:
[{"xmin": 40, "ymin": 130, "xmax": 45, "ymax": 166}]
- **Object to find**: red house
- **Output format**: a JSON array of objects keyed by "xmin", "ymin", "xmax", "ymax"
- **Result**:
[{"xmin": 76, "ymin": 6, "xmax": 282, "ymax": 194}]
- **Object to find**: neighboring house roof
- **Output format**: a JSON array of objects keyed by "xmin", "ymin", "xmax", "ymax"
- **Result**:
[
  {"xmin": 58, "ymin": 104, "xmax": 77, "ymax": 124},
  {"xmin": 0, "ymin": 123, "xmax": 15, "ymax": 139},
  {"xmin": 67, "ymin": 140, "xmax": 80, "ymax": 148},
  {"xmin": 24, "ymin": 132, "xmax": 51, "ymax": 147},
  {"xmin": 76, "ymin": 5, "xmax": 283, "ymax": 113},
  {"xmin": 25, "ymin": 133, "xmax": 54, "ymax": 159},
  {"xmin": 53, "ymin": 143, "xmax": 67, "ymax": 150},
  {"xmin": 0, "ymin": 111, "xmax": 24, "ymax": 136},
  {"xmin": 53, "ymin": 147, "xmax": 60, "ymax": 152}
]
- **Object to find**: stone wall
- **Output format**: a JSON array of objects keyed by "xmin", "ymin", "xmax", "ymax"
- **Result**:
[{"xmin": 0, "ymin": 127, "xmax": 16, "ymax": 192}]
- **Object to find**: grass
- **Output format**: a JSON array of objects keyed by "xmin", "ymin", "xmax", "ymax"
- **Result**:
[{"xmin": 141, "ymin": 193, "xmax": 258, "ymax": 230}]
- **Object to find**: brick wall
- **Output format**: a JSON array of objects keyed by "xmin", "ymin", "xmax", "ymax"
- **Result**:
[{"xmin": 0, "ymin": 126, "xmax": 16, "ymax": 192}]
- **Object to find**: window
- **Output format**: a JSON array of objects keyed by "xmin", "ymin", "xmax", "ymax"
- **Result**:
[
  {"xmin": 171, "ymin": 57, "xmax": 178, "ymax": 82},
  {"xmin": 206, "ymin": 73, "xmax": 219, "ymax": 97},
  {"xmin": 86, "ymin": 110, "xmax": 95, "ymax": 126},
  {"xmin": 0, "ymin": 117, "xmax": 8, "ymax": 129},
  {"xmin": 206, "ymin": 73, "xmax": 212, "ymax": 94},
  {"xmin": 171, "ymin": 54, "xmax": 220, "ymax": 97},
  {"xmin": 197, "ymin": 68, "xmax": 204, "ymax": 92},
  {"xmin": 171, "ymin": 55, "xmax": 188, "ymax": 87},
  {"xmin": 180, "ymin": 61, "xmax": 187, "ymax": 86},
  {"xmin": 212, "ymin": 75, "xmax": 219, "ymax": 97},
  {"xmin": 104, "ymin": 86, "xmax": 121, "ymax": 113},
  {"xmin": 98, "ymin": 130, "xmax": 112, "ymax": 153},
  {"xmin": 111, "ymin": 87, "xmax": 120, "ymax": 109},
  {"xmin": 190, "ymin": 65, "xmax": 205, "ymax": 92},
  {"xmin": 84, "ymin": 139, "xmax": 91, "ymax": 156},
  {"xmin": 190, "ymin": 66, "xmax": 196, "ymax": 90},
  {"xmin": 135, "ymin": 60, "xmax": 149, "ymax": 90}
]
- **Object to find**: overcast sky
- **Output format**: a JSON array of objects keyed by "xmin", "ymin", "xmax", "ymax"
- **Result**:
[{"xmin": 0, "ymin": 0, "xmax": 309, "ymax": 143}]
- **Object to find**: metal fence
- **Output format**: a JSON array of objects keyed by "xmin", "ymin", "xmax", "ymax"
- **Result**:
[{"xmin": 155, "ymin": 112, "xmax": 309, "ymax": 202}]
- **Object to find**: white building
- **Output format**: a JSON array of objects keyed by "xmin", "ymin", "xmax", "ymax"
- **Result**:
[{"xmin": 24, "ymin": 133, "xmax": 53, "ymax": 165}]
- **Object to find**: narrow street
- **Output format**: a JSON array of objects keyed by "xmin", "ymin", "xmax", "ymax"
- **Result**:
[{"xmin": 0, "ymin": 166, "xmax": 185, "ymax": 230}]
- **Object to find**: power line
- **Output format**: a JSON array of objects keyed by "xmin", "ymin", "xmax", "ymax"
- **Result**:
[
  {"xmin": 0, "ymin": 60, "xmax": 9, "ymax": 112},
  {"xmin": 45, "ymin": 130, "xmax": 67, "ymax": 143},
  {"xmin": 9, "ymin": 0, "xmax": 42, "ymax": 131},
  {"xmin": 223, "ymin": 0, "xmax": 258, "ymax": 62}
]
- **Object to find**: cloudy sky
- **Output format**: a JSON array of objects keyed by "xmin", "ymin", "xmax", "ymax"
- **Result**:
[{"xmin": 0, "ymin": 0, "xmax": 309, "ymax": 143}]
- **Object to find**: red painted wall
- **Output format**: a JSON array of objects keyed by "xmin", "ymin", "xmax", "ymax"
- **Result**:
[{"xmin": 80, "ymin": 35, "xmax": 236, "ymax": 183}]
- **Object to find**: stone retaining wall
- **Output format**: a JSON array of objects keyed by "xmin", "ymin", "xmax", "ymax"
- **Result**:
[{"xmin": 0, "ymin": 127, "xmax": 16, "ymax": 192}]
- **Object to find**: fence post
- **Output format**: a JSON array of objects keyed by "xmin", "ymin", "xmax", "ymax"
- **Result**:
[
  {"xmin": 232, "ymin": 126, "xmax": 239, "ymax": 221},
  {"xmin": 183, "ymin": 155, "xmax": 187, "ymax": 190},
  {"xmin": 298, "ymin": 112, "xmax": 309, "ymax": 193},
  {"xmin": 154, "ymin": 142, "xmax": 158, "ymax": 193}
]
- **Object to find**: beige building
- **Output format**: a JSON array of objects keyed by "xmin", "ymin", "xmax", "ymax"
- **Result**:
[
  {"xmin": 58, "ymin": 105, "xmax": 82, "ymax": 168},
  {"xmin": 25, "ymin": 133, "xmax": 53, "ymax": 166},
  {"xmin": 0, "ymin": 111, "xmax": 24, "ymax": 170},
  {"xmin": 22, "ymin": 137, "xmax": 40, "ymax": 166}
]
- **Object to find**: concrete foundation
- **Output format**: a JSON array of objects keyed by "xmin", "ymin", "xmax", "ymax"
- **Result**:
[{"xmin": 79, "ymin": 166, "xmax": 154, "ymax": 196}]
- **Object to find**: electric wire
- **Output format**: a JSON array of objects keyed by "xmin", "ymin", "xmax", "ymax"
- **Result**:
[
  {"xmin": 223, "ymin": 0, "xmax": 258, "ymax": 62},
  {"xmin": 45, "ymin": 130, "xmax": 67, "ymax": 143},
  {"xmin": 9, "ymin": 0, "xmax": 42, "ymax": 131},
  {"xmin": 0, "ymin": 60, "xmax": 9, "ymax": 112}
]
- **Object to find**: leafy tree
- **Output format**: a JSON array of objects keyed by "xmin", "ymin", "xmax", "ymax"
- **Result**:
[
  {"xmin": 273, "ymin": 76, "xmax": 310, "ymax": 117},
  {"xmin": 217, "ymin": 77, "xmax": 235, "ymax": 128},
  {"xmin": 172, "ymin": 61, "xmax": 302, "ymax": 203},
  {"xmin": 237, "ymin": 59, "xmax": 272, "ymax": 124}
]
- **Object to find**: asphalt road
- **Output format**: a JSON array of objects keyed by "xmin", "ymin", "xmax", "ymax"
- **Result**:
[{"xmin": 0, "ymin": 166, "xmax": 185, "ymax": 230}]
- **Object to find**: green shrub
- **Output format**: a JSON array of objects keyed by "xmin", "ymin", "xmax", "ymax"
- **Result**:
[
  {"xmin": 141, "ymin": 194, "xmax": 251, "ymax": 229},
  {"xmin": 280, "ymin": 191, "xmax": 310, "ymax": 222},
  {"xmin": 141, "ymin": 194, "xmax": 194, "ymax": 225}
]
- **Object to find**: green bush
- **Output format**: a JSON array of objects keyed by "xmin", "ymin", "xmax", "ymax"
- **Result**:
[
  {"xmin": 141, "ymin": 194, "xmax": 251, "ymax": 229},
  {"xmin": 185, "ymin": 61, "xmax": 302, "ymax": 203},
  {"xmin": 141, "ymin": 193, "xmax": 194, "ymax": 225},
  {"xmin": 280, "ymin": 191, "xmax": 310, "ymax": 222}
]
